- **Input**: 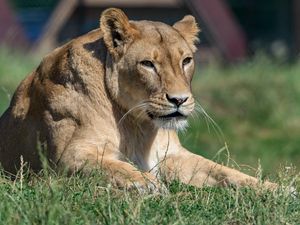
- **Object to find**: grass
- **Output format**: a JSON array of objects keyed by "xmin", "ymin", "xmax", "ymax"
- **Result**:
[
  {"xmin": 0, "ymin": 168, "xmax": 299, "ymax": 225},
  {"xmin": 0, "ymin": 48, "xmax": 299, "ymax": 224}
]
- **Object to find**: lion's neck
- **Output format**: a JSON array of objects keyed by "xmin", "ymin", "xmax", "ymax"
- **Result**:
[{"xmin": 116, "ymin": 111, "xmax": 159, "ymax": 170}]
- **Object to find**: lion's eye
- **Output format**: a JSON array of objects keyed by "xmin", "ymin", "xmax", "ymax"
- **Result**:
[
  {"xmin": 182, "ymin": 57, "xmax": 192, "ymax": 67},
  {"xmin": 140, "ymin": 60, "xmax": 155, "ymax": 69}
]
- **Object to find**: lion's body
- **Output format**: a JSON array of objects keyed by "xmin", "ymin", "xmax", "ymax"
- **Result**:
[{"xmin": 0, "ymin": 9, "xmax": 275, "ymax": 190}]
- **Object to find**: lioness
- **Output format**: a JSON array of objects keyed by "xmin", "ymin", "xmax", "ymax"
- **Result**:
[{"xmin": 0, "ymin": 8, "xmax": 275, "ymax": 191}]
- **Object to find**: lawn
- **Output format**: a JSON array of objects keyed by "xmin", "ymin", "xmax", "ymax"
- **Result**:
[
  {"xmin": 0, "ymin": 48, "xmax": 299, "ymax": 224},
  {"xmin": 0, "ymin": 169, "xmax": 299, "ymax": 225}
]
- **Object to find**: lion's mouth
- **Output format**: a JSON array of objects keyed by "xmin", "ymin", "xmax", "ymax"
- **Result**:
[
  {"xmin": 148, "ymin": 110, "xmax": 189, "ymax": 130},
  {"xmin": 148, "ymin": 111, "xmax": 187, "ymax": 120}
]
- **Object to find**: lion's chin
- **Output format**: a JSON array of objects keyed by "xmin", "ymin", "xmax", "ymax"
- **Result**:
[{"xmin": 153, "ymin": 117, "xmax": 188, "ymax": 130}]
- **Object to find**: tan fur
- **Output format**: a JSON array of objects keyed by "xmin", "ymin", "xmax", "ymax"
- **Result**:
[{"xmin": 0, "ymin": 8, "xmax": 276, "ymax": 191}]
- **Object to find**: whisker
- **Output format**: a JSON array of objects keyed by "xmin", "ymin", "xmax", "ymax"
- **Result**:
[
  {"xmin": 194, "ymin": 107, "xmax": 211, "ymax": 133},
  {"xmin": 190, "ymin": 108, "xmax": 200, "ymax": 120},
  {"xmin": 135, "ymin": 109, "xmax": 147, "ymax": 124},
  {"xmin": 189, "ymin": 104, "xmax": 210, "ymax": 131},
  {"xmin": 118, "ymin": 101, "xmax": 149, "ymax": 125},
  {"xmin": 195, "ymin": 100, "xmax": 225, "ymax": 143}
]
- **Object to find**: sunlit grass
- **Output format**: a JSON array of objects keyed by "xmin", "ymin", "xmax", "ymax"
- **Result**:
[{"xmin": 0, "ymin": 167, "xmax": 298, "ymax": 225}]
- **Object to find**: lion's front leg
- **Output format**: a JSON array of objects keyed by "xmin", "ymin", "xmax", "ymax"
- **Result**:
[
  {"xmin": 160, "ymin": 149, "xmax": 276, "ymax": 190},
  {"xmin": 58, "ymin": 143, "xmax": 162, "ymax": 193},
  {"xmin": 98, "ymin": 158, "xmax": 162, "ymax": 193}
]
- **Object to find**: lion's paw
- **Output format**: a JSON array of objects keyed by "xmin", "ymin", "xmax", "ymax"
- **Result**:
[{"xmin": 113, "ymin": 172, "xmax": 167, "ymax": 194}]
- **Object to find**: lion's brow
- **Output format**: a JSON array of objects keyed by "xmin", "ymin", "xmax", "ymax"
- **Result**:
[{"xmin": 154, "ymin": 26, "xmax": 163, "ymax": 43}]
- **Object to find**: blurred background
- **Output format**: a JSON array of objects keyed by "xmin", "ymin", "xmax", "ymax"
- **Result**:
[{"xmin": 0, "ymin": 0, "xmax": 299, "ymax": 176}]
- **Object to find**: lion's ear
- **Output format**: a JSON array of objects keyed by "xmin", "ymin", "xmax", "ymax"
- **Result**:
[
  {"xmin": 173, "ymin": 15, "xmax": 200, "ymax": 52},
  {"xmin": 100, "ymin": 8, "xmax": 138, "ymax": 58}
]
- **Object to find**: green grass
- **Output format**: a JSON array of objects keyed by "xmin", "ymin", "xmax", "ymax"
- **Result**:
[
  {"xmin": 0, "ymin": 168, "xmax": 299, "ymax": 225},
  {"xmin": 0, "ymin": 49, "xmax": 300, "ymax": 224}
]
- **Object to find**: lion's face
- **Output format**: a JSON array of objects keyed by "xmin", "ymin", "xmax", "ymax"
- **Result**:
[{"xmin": 101, "ymin": 9, "xmax": 200, "ymax": 130}]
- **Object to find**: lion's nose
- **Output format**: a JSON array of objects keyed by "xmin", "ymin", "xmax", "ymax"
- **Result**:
[{"xmin": 166, "ymin": 94, "xmax": 189, "ymax": 107}]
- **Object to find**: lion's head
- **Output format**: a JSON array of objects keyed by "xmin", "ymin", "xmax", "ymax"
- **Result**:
[{"xmin": 100, "ymin": 8, "xmax": 200, "ymax": 130}]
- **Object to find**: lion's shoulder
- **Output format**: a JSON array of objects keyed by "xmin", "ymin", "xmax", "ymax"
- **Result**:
[
  {"xmin": 39, "ymin": 28, "xmax": 104, "ymax": 72},
  {"xmin": 10, "ymin": 29, "xmax": 107, "ymax": 120}
]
